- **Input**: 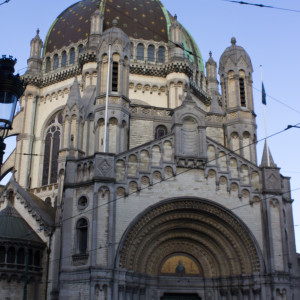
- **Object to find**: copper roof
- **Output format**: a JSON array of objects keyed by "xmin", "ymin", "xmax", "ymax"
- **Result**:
[
  {"xmin": 44, "ymin": 0, "xmax": 170, "ymax": 54},
  {"xmin": 0, "ymin": 206, "xmax": 44, "ymax": 244}
]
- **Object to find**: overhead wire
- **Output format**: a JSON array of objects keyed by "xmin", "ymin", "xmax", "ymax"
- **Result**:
[
  {"xmin": 59, "ymin": 120, "xmax": 300, "ymax": 225},
  {"xmin": 3, "ymin": 1, "xmax": 300, "ymax": 230},
  {"xmin": 16, "ymin": 1, "xmax": 300, "ymax": 121},
  {"xmin": 0, "ymin": 0, "xmax": 10, "ymax": 6},
  {"xmin": 10, "ymin": 119, "xmax": 300, "ymax": 244},
  {"xmin": 222, "ymin": 1, "xmax": 300, "ymax": 13},
  {"xmin": 253, "ymin": 86, "xmax": 300, "ymax": 115},
  {"xmin": 12, "ymin": 183, "xmax": 300, "ymax": 284},
  {"xmin": 4, "ymin": 0, "xmax": 300, "ymax": 273},
  {"xmin": 14, "ymin": 1, "xmax": 204, "ymax": 77},
  {"xmin": 104, "ymin": 1, "xmax": 203, "ymax": 62}
]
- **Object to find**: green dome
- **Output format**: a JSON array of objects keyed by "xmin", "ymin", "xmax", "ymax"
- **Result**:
[
  {"xmin": 43, "ymin": 0, "xmax": 204, "ymax": 72},
  {"xmin": 0, "ymin": 206, "xmax": 43, "ymax": 244}
]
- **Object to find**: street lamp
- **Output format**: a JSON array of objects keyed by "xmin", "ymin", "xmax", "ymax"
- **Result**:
[{"xmin": 0, "ymin": 55, "xmax": 25, "ymax": 170}]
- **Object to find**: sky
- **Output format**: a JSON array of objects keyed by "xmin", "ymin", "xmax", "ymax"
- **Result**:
[{"xmin": 1, "ymin": 0, "xmax": 300, "ymax": 251}]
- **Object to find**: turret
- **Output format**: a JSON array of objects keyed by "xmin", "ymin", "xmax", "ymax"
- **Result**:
[
  {"xmin": 206, "ymin": 52, "xmax": 218, "ymax": 98},
  {"xmin": 166, "ymin": 15, "xmax": 190, "ymax": 109},
  {"xmin": 93, "ymin": 20, "xmax": 132, "ymax": 154},
  {"xmin": 259, "ymin": 142, "xmax": 298, "ymax": 276},
  {"xmin": 219, "ymin": 37, "xmax": 257, "ymax": 163},
  {"xmin": 169, "ymin": 15, "xmax": 184, "ymax": 59},
  {"xmin": 206, "ymin": 52, "xmax": 222, "ymax": 114},
  {"xmin": 60, "ymin": 77, "xmax": 85, "ymax": 158},
  {"xmin": 26, "ymin": 29, "xmax": 43, "ymax": 75},
  {"xmin": 88, "ymin": 2, "xmax": 104, "ymax": 49}
]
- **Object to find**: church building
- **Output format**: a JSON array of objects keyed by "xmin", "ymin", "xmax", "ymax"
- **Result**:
[{"xmin": 0, "ymin": 0, "xmax": 299, "ymax": 299}]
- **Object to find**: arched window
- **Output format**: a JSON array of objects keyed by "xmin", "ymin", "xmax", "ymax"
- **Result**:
[
  {"xmin": 53, "ymin": 54, "xmax": 59, "ymax": 70},
  {"xmin": 147, "ymin": 45, "xmax": 155, "ymax": 62},
  {"xmin": 77, "ymin": 218, "xmax": 88, "ymax": 254},
  {"xmin": 61, "ymin": 51, "xmax": 67, "ymax": 67},
  {"xmin": 112, "ymin": 62, "xmax": 118, "ymax": 92},
  {"xmin": 137, "ymin": 43, "xmax": 144, "ymax": 60},
  {"xmin": 42, "ymin": 112, "xmax": 62, "ymax": 186},
  {"xmin": 45, "ymin": 57, "xmax": 51, "ymax": 73},
  {"xmin": 155, "ymin": 125, "xmax": 167, "ymax": 139},
  {"xmin": 69, "ymin": 48, "xmax": 75, "ymax": 65},
  {"xmin": 158, "ymin": 46, "xmax": 165, "ymax": 63},
  {"xmin": 78, "ymin": 44, "xmax": 84, "ymax": 54},
  {"xmin": 239, "ymin": 77, "xmax": 246, "ymax": 107},
  {"xmin": 228, "ymin": 71, "xmax": 237, "ymax": 107}
]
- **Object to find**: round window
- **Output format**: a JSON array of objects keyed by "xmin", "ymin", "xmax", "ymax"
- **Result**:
[{"xmin": 78, "ymin": 196, "xmax": 88, "ymax": 209}]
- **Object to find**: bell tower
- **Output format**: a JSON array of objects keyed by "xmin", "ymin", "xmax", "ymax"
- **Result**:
[
  {"xmin": 94, "ymin": 20, "xmax": 132, "ymax": 154},
  {"xmin": 219, "ymin": 37, "xmax": 257, "ymax": 163}
]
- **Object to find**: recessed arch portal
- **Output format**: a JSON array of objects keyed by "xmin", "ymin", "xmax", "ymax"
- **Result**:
[{"xmin": 116, "ymin": 198, "xmax": 262, "ymax": 278}]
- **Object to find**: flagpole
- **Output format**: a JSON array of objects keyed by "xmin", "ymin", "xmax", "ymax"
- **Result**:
[
  {"xmin": 260, "ymin": 65, "xmax": 270, "ymax": 167},
  {"xmin": 104, "ymin": 43, "xmax": 112, "ymax": 153}
]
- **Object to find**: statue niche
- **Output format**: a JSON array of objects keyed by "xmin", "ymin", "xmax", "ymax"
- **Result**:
[{"xmin": 172, "ymin": 96, "xmax": 207, "ymax": 160}]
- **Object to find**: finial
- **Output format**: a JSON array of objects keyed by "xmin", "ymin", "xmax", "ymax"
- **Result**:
[
  {"xmin": 174, "ymin": 14, "xmax": 177, "ymax": 20},
  {"xmin": 231, "ymin": 37, "xmax": 236, "ymax": 46},
  {"xmin": 37, "ymin": 28, "xmax": 40, "ymax": 35},
  {"xmin": 112, "ymin": 19, "xmax": 118, "ymax": 27},
  {"xmin": 209, "ymin": 51, "xmax": 212, "ymax": 58}
]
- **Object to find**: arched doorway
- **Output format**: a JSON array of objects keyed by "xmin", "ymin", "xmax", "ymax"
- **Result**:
[{"xmin": 116, "ymin": 197, "xmax": 263, "ymax": 297}]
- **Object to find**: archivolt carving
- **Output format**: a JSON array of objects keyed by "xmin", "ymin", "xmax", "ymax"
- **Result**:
[{"xmin": 117, "ymin": 198, "xmax": 261, "ymax": 278}]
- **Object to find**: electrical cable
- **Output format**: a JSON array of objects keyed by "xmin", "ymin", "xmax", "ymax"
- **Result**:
[
  {"xmin": 253, "ymin": 86, "xmax": 300, "ymax": 115},
  {"xmin": 0, "ymin": 0, "xmax": 10, "ymax": 6},
  {"xmin": 104, "ymin": 1, "xmax": 204, "ymax": 62},
  {"xmin": 59, "ymin": 120, "xmax": 300, "ymax": 224},
  {"xmin": 4, "ymin": 1, "xmax": 300, "ymax": 276},
  {"xmin": 10, "ymin": 120, "xmax": 300, "ymax": 243},
  {"xmin": 11, "ymin": 184, "xmax": 300, "ymax": 275},
  {"xmin": 222, "ymin": 0, "xmax": 300, "ymax": 13}
]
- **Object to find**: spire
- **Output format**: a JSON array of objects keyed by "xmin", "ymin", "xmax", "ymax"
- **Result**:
[
  {"xmin": 207, "ymin": 51, "xmax": 216, "ymax": 66},
  {"xmin": 206, "ymin": 51, "xmax": 217, "ymax": 79},
  {"xmin": 169, "ymin": 14, "xmax": 184, "ymax": 59},
  {"xmin": 30, "ymin": 29, "xmax": 43, "ymax": 58},
  {"xmin": 206, "ymin": 52, "xmax": 220, "ymax": 113},
  {"xmin": 88, "ymin": 2, "xmax": 104, "ymax": 49},
  {"xmin": 66, "ymin": 77, "xmax": 83, "ymax": 110},
  {"xmin": 26, "ymin": 29, "xmax": 43, "ymax": 75},
  {"xmin": 260, "ymin": 140, "xmax": 277, "ymax": 167}
]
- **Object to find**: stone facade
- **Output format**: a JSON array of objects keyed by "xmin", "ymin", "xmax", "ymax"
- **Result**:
[{"xmin": 0, "ymin": 0, "xmax": 299, "ymax": 299}]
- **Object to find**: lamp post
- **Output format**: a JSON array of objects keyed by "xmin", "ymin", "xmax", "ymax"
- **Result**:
[{"xmin": 0, "ymin": 55, "xmax": 25, "ymax": 171}]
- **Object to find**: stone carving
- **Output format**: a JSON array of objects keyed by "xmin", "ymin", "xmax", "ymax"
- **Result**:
[
  {"xmin": 262, "ymin": 169, "xmax": 281, "ymax": 192},
  {"xmin": 118, "ymin": 199, "xmax": 261, "ymax": 275},
  {"xmin": 95, "ymin": 156, "xmax": 114, "ymax": 178}
]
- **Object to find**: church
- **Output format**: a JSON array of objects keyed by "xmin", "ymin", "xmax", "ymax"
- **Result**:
[{"xmin": 0, "ymin": 0, "xmax": 299, "ymax": 299}]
